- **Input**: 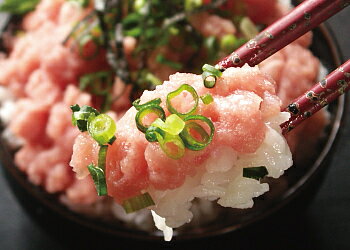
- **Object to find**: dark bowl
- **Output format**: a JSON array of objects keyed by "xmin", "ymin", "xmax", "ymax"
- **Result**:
[{"xmin": 0, "ymin": 14, "xmax": 347, "ymax": 249}]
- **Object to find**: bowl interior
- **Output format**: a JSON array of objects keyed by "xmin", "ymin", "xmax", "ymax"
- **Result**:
[{"xmin": 0, "ymin": 14, "xmax": 345, "ymax": 242}]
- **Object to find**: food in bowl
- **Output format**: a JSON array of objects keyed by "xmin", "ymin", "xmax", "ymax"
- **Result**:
[{"xmin": 0, "ymin": 0, "xmax": 328, "ymax": 240}]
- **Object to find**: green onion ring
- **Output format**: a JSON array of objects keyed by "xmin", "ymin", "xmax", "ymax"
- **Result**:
[
  {"xmin": 145, "ymin": 126, "xmax": 165, "ymax": 142},
  {"xmin": 132, "ymin": 98, "xmax": 162, "ymax": 111},
  {"xmin": 88, "ymin": 114, "xmax": 117, "ymax": 145},
  {"xmin": 156, "ymin": 133, "xmax": 185, "ymax": 160},
  {"xmin": 151, "ymin": 114, "xmax": 185, "ymax": 136},
  {"xmin": 135, "ymin": 105, "xmax": 166, "ymax": 133},
  {"xmin": 202, "ymin": 71, "xmax": 217, "ymax": 88},
  {"xmin": 180, "ymin": 115, "xmax": 215, "ymax": 151},
  {"xmin": 202, "ymin": 64, "xmax": 223, "ymax": 77},
  {"xmin": 166, "ymin": 84, "xmax": 199, "ymax": 118}
]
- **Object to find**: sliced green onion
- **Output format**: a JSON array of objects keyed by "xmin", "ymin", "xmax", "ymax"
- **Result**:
[
  {"xmin": 132, "ymin": 98, "xmax": 162, "ymax": 111},
  {"xmin": 166, "ymin": 84, "xmax": 199, "ymax": 118},
  {"xmin": 156, "ymin": 54, "xmax": 183, "ymax": 70},
  {"xmin": 144, "ymin": 72, "xmax": 162, "ymax": 86},
  {"xmin": 180, "ymin": 115, "xmax": 214, "ymax": 151},
  {"xmin": 108, "ymin": 135, "xmax": 116, "ymax": 145},
  {"xmin": 135, "ymin": 105, "xmax": 166, "ymax": 133},
  {"xmin": 71, "ymin": 105, "xmax": 100, "ymax": 132},
  {"xmin": 151, "ymin": 114, "xmax": 185, "ymax": 136},
  {"xmin": 87, "ymin": 164, "xmax": 107, "ymax": 196},
  {"xmin": 79, "ymin": 71, "xmax": 114, "ymax": 95},
  {"xmin": 220, "ymin": 34, "xmax": 238, "ymax": 53},
  {"xmin": 122, "ymin": 192, "xmax": 155, "ymax": 213},
  {"xmin": 200, "ymin": 94, "xmax": 214, "ymax": 105},
  {"xmin": 98, "ymin": 145, "xmax": 108, "ymax": 171},
  {"xmin": 124, "ymin": 27, "xmax": 142, "ymax": 37},
  {"xmin": 204, "ymin": 36, "xmax": 219, "ymax": 61},
  {"xmin": 0, "ymin": 0, "xmax": 40, "ymax": 15},
  {"xmin": 202, "ymin": 64, "xmax": 223, "ymax": 77},
  {"xmin": 234, "ymin": 37, "xmax": 248, "ymax": 50},
  {"xmin": 201, "ymin": 64, "xmax": 222, "ymax": 89},
  {"xmin": 69, "ymin": 0, "xmax": 89, "ymax": 7},
  {"xmin": 185, "ymin": 0, "xmax": 203, "ymax": 11},
  {"xmin": 145, "ymin": 126, "xmax": 165, "ymax": 142},
  {"xmin": 88, "ymin": 114, "xmax": 116, "ymax": 145},
  {"xmin": 202, "ymin": 71, "xmax": 217, "ymax": 88},
  {"xmin": 134, "ymin": 0, "xmax": 147, "ymax": 12},
  {"xmin": 243, "ymin": 166, "xmax": 268, "ymax": 180},
  {"xmin": 156, "ymin": 133, "xmax": 185, "ymax": 159},
  {"xmin": 240, "ymin": 17, "xmax": 259, "ymax": 40}
]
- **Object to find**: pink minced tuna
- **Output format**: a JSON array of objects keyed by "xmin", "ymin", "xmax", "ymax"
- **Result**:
[
  {"xmin": 70, "ymin": 65, "xmax": 282, "ymax": 203},
  {"xmin": 0, "ymin": 0, "xmax": 131, "ymax": 206}
]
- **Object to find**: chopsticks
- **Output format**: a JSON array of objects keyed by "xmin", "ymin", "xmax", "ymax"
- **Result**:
[
  {"xmin": 216, "ymin": 0, "xmax": 349, "ymax": 70},
  {"xmin": 215, "ymin": 0, "xmax": 350, "ymax": 134},
  {"xmin": 281, "ymin": 59, "xmax": 350, "ymax": 134}
]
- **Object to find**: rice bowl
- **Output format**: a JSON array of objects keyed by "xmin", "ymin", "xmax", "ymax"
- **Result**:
[{"xmin": 0, "ymin": 0, "xmax": 344, "ymax": 242}]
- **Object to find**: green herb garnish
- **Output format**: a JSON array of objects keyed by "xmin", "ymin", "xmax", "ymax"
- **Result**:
[
  {"xmin": 202, "ymin": 64, "xmax": 223, "ymax": 88},
  {"xmin": 71, "ymin": 104, "xmax": 100, "ymax": 132},
  {"xmin": 156, "ymin": 54, "xmax": 183, "ymax": 71},
  {"xmin": 200, "ymin": 93, "xmax": 214, "ymax": 105},
  {"xmin": 135, "ymin": 105, "xmax": 166, "ymax": 133},
  {"xmin": 0, "ymin": 0, "xmax": 40, "ymax": 15},
  {"xmin": 71, "ymin": 105, "xmax": 117, "ymax": 196},
  {"xmin": 179, "ymin": 115, "xmax": 214, "ymax": 151},
  {"xmin": 135, "ymin": 84, "xmax": 215, "ymax": 159},
  {"xmin": 87, "ymin": 163, "xmax": 107, "ymax": 196},
  {"xmin": 79, "ymin": 71, "xmax": 115, "ymax": 112},
  {"xmin": 243, "ymin": 166, "xmax": 269, "ymax": 180},
  {"xmin": 122, "ymin": 192, "xmax": 155, "ymax": 213},
  {"xmin": 88, "ymin": 114, "xmax": 117, "ymax": 145},
  {"xmin": 68, "ymin": 0, "xmax": 90, "ymax": 7},
  {"xmin": 166, "ymin": 84, "xmax": 199, "ymax": 118},
  {"xmin": 132, "ymin": 98, "xmax": 162, "ymax": 111}
]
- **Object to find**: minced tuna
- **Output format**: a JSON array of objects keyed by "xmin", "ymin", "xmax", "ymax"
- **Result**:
[{"xmin": 0, "ymin": 0, "xmax": 326, "ymax": 230}]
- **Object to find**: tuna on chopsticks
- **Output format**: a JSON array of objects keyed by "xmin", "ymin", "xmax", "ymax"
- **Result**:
[{"xmin": 70, "ymin": 64, "xmax": 293, "ymax": 240}]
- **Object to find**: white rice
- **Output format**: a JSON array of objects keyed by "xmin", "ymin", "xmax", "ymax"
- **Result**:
[{"xmin": 147, "ymin": 112, "xmax": 292, "ymax": 238}]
